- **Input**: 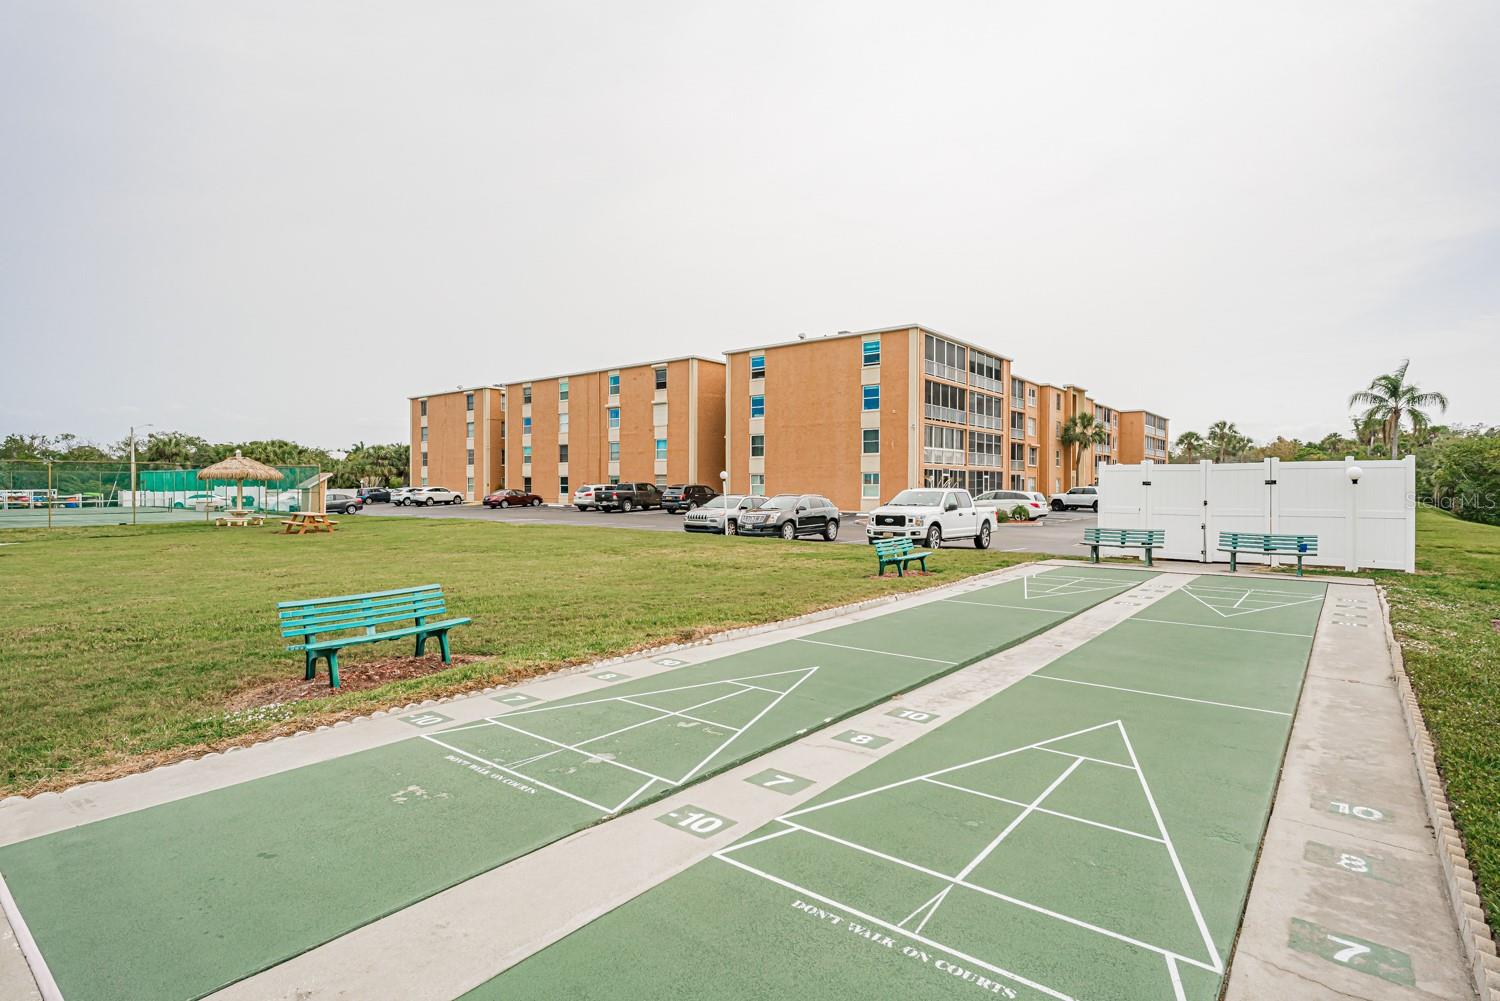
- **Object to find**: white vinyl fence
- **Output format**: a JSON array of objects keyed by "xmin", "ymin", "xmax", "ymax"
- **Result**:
[{"xmin": 1098, "ymin": 456, "xmax": 1416, "ymax": 572}]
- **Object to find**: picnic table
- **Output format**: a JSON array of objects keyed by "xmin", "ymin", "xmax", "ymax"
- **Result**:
[
  {"xmin": 281, "ymin": 511, "xmax": 338, "ymax": 535},
  {"xmin": 215, "ymin": 509, "xmax": 266, "ymax": 528}
]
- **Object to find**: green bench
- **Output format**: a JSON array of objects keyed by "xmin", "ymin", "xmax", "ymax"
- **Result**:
[
  {"xmin": 1082, "ymin": 527, "xmax": 1165, "ymax": 566},
  {"xmin": 874, "ymin": 537, "xmax": 932, "ymax": 577},
  {"xmin": 278, "ymin": 584, "xmax": 471, "ymax": 688},
  {"xmin": 1218, "ymin": 532, "xmax": 1319, "ymax": 576}
]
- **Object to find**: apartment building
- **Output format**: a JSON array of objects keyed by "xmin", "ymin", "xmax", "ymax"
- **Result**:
[
  {"xmin": 407, "ymin": 386, "xmax": 505, "ymax": 501},
  {"xmin": 1118, "ymin": 410, "xmax": 1171, "ymax": 464},
  {"xmin": 503, "ymin": 357, "xmax": 726, "ymax": 503},
  {"xmin": 723, "ymin": 325, "xmax": 1165, "ymax": 512}
]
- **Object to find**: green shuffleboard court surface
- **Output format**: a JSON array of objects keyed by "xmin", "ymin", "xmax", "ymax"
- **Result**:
[
  {"xmin": 0, "ymin": 567, "xmax": 1146, "ymax": 1001},
  {"xmin": 471, "ymin": 576, "xmax": 1326, "ymax": 1001}
]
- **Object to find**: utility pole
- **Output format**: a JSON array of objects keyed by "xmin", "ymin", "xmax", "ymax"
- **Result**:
[{"xmin": 129, "ymin": 424, "xmax": 153, "ymax": 525}]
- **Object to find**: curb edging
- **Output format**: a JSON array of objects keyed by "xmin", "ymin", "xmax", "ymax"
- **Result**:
[{"xmin": 1380, "ymin": 585, "xmax": 1500, "ymax": 1000}]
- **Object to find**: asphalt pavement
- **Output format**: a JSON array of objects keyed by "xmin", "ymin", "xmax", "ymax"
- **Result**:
[{"xmin": 363, "ymin": 500, "xmax": 1097, "ymax": 556}]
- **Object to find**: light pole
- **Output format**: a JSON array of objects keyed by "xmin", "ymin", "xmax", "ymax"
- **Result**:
[
  {"xmin": 1345, "ymin": 464, "xmax": 1363, "ymax": 572},
  {"xmin": 129, "ymin": 424, "xmax": 153, "ymax": 525},
  {"xmin": 719, "ymin": 470, "xmax": 729, "ymax": 497}
]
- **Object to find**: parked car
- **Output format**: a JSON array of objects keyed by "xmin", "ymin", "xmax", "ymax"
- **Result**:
[
  {"xmin": 735, "ymin": 493, "xmax": 841, "ymax": 541},
  {"xmin": 325, "ymin": 491, "xmax": 364, "ymax": 515},
  {"xmin": 173, "ymin": 492, "xmax": 229, "ymax": 512},
  {"xmin": 662, "ymin": 484, "xmax": 717, "ymax": 514},
  {"xmin": 595, "ymin": 482, "xmax": 663, "ymax": 512},
  {"xmin": 975, "ymin": 489, "xmax": 1049, "ymax": 521},
  {"xmin": 867, "ymin": 488, "xmax": 993, "ymax": 549},
  {"xmin": 357, "ymin": 486, "xmax": 391, "ymax": 504},
  {"xmin": 1050, "ymin": 485, "xmax": 1099, "ymax": 512},
  {"xmin": 484, "ymin": 488, "xmax": 542, "ymax": 509},
  {"xmin": 403, "ymin": 486, "xmax": 464, "ymax": 506},
  {"xmin": 683, "ymin": 494, "xmax": 768, "ymax": 535},
  {"xmin": 573, "ymin": 484, "xmax": 607, "ymax": 511},
  {"xmin": 390, "ymin": 487, "xmax": 414, "ymax": 506}
]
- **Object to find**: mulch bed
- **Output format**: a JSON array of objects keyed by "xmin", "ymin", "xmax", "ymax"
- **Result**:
[{"xmin": 225, "ymin": 653, "xmax": 490, "ymax": 709}]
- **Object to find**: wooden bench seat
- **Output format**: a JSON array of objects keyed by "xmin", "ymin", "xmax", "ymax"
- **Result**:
[
  {"xmin": 1217, "ymin": 532, "xmax": 1319, "ymax": 576},
  {"xmin": 874, "ymin": 537, "xmax": 932, "ymax": 577},
  {"xmin": 1082, "ymin": 528, "xmax": 1165, "ymax": 566},
  {"xmin": 278, "ymin": 584, "xmax": 471, "ymax": 687}
]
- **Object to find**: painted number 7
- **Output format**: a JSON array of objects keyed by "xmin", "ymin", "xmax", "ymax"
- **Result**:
[
  {"xmin": 763, "ymin": 774, "xmax": 796, "ymax": 788},
  {"xmin": 1327, "ymin": 935, "xmax": 1371, "ymax": 964}
]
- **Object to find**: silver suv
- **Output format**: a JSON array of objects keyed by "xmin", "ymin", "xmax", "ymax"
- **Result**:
[
  {"xmin": 735, "ymin": 493, "xmax": 841, "ymax": 541},
  {"xmin": 683, "ymin": 494, "xmax": 768, "ymax": 535}
]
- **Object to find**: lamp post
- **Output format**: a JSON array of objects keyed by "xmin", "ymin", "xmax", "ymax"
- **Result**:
[
  {"xmin": 129, "ymin": 424, "xmax": 153, "ymax": 525},
  {"xmin": 1345, "ymin": 463, "xmax": 1363, "ymax": 572},
  {"xmin": 719, "ymin": 470, "xmax": 729, "ymax": 497}
]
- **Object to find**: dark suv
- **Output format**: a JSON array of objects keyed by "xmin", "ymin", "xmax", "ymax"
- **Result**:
[
  {"xmin": 595, "ymin": 482, "xmax": 663, "ymax": 512},
  {"xmin": 662, "ymin": 484, "xmax": 717, "ymax": 514},
  {"xmin": 734, "ymin": 493, "xmax": 841, "ymax": 541},
  {"xmin": 357, "ymin": 486, "xmax": 391, "ymax": 504}
]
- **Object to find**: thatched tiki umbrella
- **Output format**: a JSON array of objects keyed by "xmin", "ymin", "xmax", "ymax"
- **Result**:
[{"xmin": 198, "ymin": 450, "xmax": 283, "ymax": 512}]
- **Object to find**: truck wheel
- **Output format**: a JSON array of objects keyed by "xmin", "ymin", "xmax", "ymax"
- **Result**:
[
  {"xmin": 925, "ymin": 524, "xmax": 942, "ymax": 549},
  {"xmin": 823, "ymin": 519, "xmax": 839, "ymax": 542},
  {"xmin": 779, "ymin": 521, "xmax": 796, "ymax": 541},
  {"xmin": 622, "ymin": 499, "xmax": 634, "ymax": 513},
  {"xmin": 974, "ymin": 522, "xmax": 991, "ymax": 549}
]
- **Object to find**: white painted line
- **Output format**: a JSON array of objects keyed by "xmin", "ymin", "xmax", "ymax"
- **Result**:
[
  {"xmin": 417, "ymin": 736, "xmax": 616, "ymax": 814},
  {"xmin": 670, "ymin": 667, "xmax": 819, "ymax": 788},
  {"xmin": 1124, "ymin": 617, "xmax": 1315, "ymax": 639},
  {"xmin": 944, "ymin": 599, "xmax": 1074, "ymax": 614},
  {"xmin": 0, "ymin": 873, "xmax": 63, "ymax": 1001},
  {"xmin": 1167, "ymin": 954, "xmax": 1186, "ymax": 1001},
  {"xmin": 921, "ymin": 778, "xmax": 1163, "ymax": 843},
  {"xmin": 1032, "ymin": 745, "xmax": 1134, "ymax": 770},
  {"xmin": 790, "ymin": 638, "xmax": 956, "ymax": 664},
  {"xmin": 1182, "ymin": 587, "xmax": 1323, "ymax": 620},
  {"xmin": 955, "ymin": 758, "xmax": 1082, "ymax": 880},
  {"xmin": 713, "ymin": 852, "xmax": 1078, "ymax": 1001},
  {"xmin": 1117, "ymin": 723, "xmax": 1224, "ymax": 974},
  {"xmin": 487, "ymin": 668, "xmax": 815, "ymax": 719},
  {"xmin": 1029, "ymin": 675, "xmax": 1292, "ymax": 717},
  {"xmin": 615, "ymin": 697, "xmax": 746, "ymax": 732}
]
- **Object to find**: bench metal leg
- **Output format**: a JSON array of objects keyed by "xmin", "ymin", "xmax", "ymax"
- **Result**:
[
  {"xmin": 326, "ymin": 651, "xmax": 340, "ymax": 689},
  {"xmin": 1089, "ymin": 544, "xmax": 1099, "ymax": 564},
  {"xmin": 415, "ymin": 633, "xmax": 427, "ymax": 657},
  {"xmin": 439, "ymin": 630, "xmax": 452, "ymax": 663},
  {"xmin": 305, "ymin": 650, "xmax": 317, "ymax": 682},
  {"xmin": 1143, "ymin": 547, "xmax": 1153, "ymax": 567},
  {"xmin": 1228, "ymin": 552, "xmax": 1238, "ymax": 573},
  {"xmin": 1295, "ymin": 555, "xmax": 1304, "ymax": 577}
]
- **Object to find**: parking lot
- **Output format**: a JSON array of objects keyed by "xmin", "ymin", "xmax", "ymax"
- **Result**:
[{"xmin": 365, "ymin": 501, "xmax": 1099, "ymax": 556}]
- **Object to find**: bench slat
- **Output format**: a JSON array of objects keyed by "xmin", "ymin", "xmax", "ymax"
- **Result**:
[
  {"xmin": 278, "ymin": 590, "xmax": 443, "ymax": 620},
  {"xmin": 281, "ymin": 598, "xmax": 447, "ymax": 632},
  {"xmin": 276, "ymin": 584, "xmax": 444, "ymax": 611},
  {"xmin": 293, "ymin": 617, "xmax": 472, "ymax": 652},
  {"xmin": 282, "ymin": 603, "xmax": 449, "ymax": 640}
]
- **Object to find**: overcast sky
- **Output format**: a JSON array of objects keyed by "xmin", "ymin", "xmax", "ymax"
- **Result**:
[{"xmin": 3, "ymin": 1, "xmax": 1497, "ymax": 450}]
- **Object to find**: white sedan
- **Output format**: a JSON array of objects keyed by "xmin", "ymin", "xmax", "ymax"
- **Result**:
[
  {"xmin": 401, "ymin": 486, "xmax": 464, "ymax": 506},
  {"xmin": 975, "ymin": 489, "xmax": 1050, "ymax": 521}
]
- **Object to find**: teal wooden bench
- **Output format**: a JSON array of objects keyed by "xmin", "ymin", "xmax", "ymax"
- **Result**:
[
  {"xmin": 874, "ymin": 538, "xmax": 932, "ymax": 577},
  {"xmin": 278, "ymin": 584, "xmax": 471, "ymax": 688},
  {"xmin": 1082, "ymin": 528, "xmax": 1166, "ymax": 566},
  {"xmin": 1218, "ymin": 532, "xmax": 1319, "ymax": 576}
]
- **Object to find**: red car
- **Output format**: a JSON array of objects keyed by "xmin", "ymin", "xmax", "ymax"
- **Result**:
[{"xmin": 484, "ymin": 489, "xmax": 543, "ymax": 509}]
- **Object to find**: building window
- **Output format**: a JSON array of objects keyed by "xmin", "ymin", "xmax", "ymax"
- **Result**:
[
  {"xmin": 1010, "ymin": 411, "xmax": 1025, "ymax": 436},
  {"xmin": 559, "ymin": 444, "xmax": 568, "ymax": 463},
  {"xmin": 750, "ymin": 394, "xmax": 765, "ymax": 418},
  {"xmin": 419, "ymin": 399, "xmax": 427, "ymax": 417},
  {"xmin": 924, "ymin": 424, "xmax": 965, "ymax": 465},
  {"xmin": 923, "ymin": 333, "xmax": 966, "ymax": 383},
  {"xmin": 1010, "ymin": 442, "xmax": 1025, "ymax": 463},
  {"xmin": 969, "ymin": 350, "xmax": 1003, "ymax": 392},
  {"xmin": 422, "ymin": 475, "xmax": 428, "ymax": 487},
  {"xmin": 1028, "ymin": 446, "xmax": 1039, "ymax": 467},
  {"xmin": 862, "ymin": 384, "xmax": 880, "ymax": 411},
  {"xmin": 1055, "ymin": 449, "xmax": 1061, "ymax": 467},
  {"xmin": 654, "ymin": 367, "xmax": 667, "ymax": 391},
  {"xmin": 608, "ymin": 373, "xmax": 620, "ymax": 396},
  {"xmin": 924, "ymin": 380, "xmax": 967, "ymax": 423},
  {"xmin": 609, "ymin": 441, "xmax": 620, "ymax": 461},
  {"xmin": 465, "ymin": 393, "xmax": 474, "ymax": 412},
  {"xmin": 466, "ymin": 476, "xmax": 474, "ymax": 494},
  {"xmin": 750, "ymin": 433, "xmax": 765, "ymax": 458},
  {"xmin": 522, "ymin": 445, "xmax": 532, "ymax": 462},
  {"xmin": 466, "ymin": 448, "xmax": 474, "ymax": 466},
  {"xmin": 749, "ymin": 474, "xmax": 765, "ymax": 495},
  {"xmin": 750, "ymin": 354, "xmax": 765, "ymax": 379},
  {"xmin": 862, "ymin": 429, "xmax": 880, "ymax": 455},
  {"xmin": 522, "ymin": 416, "xmax": 532, "ymax": 434},
  {"xmin": 862, "ymin": 472, "xmax": 880, "ymax": 499},
  {"xmin": 862, "ymin": 339, "xmax": 880, "ymax": 366},
  {"xmin": 421, "ymin": 427, "xmax": 428, "ymax": 442},
  {"xmin": 655, "ymin": 438, "xmax": 667, "ymax": 460},
  {"xmin": 559, "ymin": 412, "xmax": 569, "ymax": 432},
  {"xmin": 1027, "ymin": 476, "xmax": 1037, "ymax": 492},
  {"xmin": 466, "ymin": 421, "xmax": 474, "ymax": 438},
  {"xmin": 558, "ymin": 378, "xmax": 568, "ymax": 402},
  {"xmin": 522, "ymin": 384, "xmax": 531, "ymax": 404},
  {"xmin": 969, "ymin": 391, "xmax": 1003, "ymax": 430},
  {"xmin": 524, "ymin": 476, "xmax": 532, "ymax": 493},
  {"xmin": 968, "ymin": 432, "xmax": 1002, "ymax": 467},
  {"xmin": 420, "ymin": 451, "xmax": 427, "ymax": 468},
  {"xmin": 655, "ymin": 474, "xmax": 668, "ymax": 488},
  {"xmin": 609, "ymin": 407, "xmax": 620, "ymax": 429},
  {"xmin": 560, "ymin": 475, "xmax": 569, "ymax": 496},
  {"xmin": 1027, "ymin": 417, "xmax": 1036, "ymax": 437},
  {"xmin": 609, "ymin": 475, "xmax": 620, "ymax": 485},
  {"xmin": 1027, "ymin": 387, "xmax": 1037, "ymax": 406}
]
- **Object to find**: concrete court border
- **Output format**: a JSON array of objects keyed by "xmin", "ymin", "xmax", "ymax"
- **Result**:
[{"xmin": 204, "ymin": 570, "xmax": 1188, "ymax": 1000}]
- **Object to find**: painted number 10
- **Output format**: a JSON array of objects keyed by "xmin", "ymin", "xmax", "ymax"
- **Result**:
[
  {"xmin": 673, "ymin": 811, "xmax": 723, "ymax": 834},
  {"xmin": 1330, "ymin": 801, "xmax": 1384, "ymax": 822}
]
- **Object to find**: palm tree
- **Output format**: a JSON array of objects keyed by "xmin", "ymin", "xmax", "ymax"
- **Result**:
[
  {"xmin": 1060, "ymin": 413, "xmax": 1108, "ymax": 484},
  {"xmin": 1349, "ymin": 361, "xmax": 1449, "ymax": 459},
  {"xmin": 1206, "ymin": 421, "xmax": 1243, "ymax": 463},
  {"xmin": 1173, "ymin": 431, "xmax": 1206, "ymax": 462}
]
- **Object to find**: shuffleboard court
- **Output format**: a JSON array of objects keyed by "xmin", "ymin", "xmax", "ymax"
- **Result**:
[
  {"xmin": 471, "ymin": 575, "xmax": 1326, "ymax": 1001},
  {"xmin": 0, "ymin": 566, "xmax": 1144, "ymax": 1001}
]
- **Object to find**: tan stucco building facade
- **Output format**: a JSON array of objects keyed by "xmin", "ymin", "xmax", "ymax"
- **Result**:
[{"xmin": 408, "ymin": 386, "xmax": 505, "ymax": 501}]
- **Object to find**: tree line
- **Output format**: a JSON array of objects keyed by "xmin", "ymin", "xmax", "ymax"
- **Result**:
[
  {"xmin": 0, "ymin": 432, "xmax": 410, "ymax": 490},
  {"xmin": 1169, "ymin": 361, "xmax": 1497, "ymax": 527}
]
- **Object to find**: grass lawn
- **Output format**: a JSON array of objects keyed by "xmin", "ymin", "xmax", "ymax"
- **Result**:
[
  {"xmin": 1375, "ymin": 508, "xmax": 1500, "ymax": 929},
  {"xmin": 0, "ymin": 517, "xmax": 1032, "ymax": 796}
]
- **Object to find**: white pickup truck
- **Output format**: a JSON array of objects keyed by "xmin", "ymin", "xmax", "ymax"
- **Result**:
[{"xmin": 866, "ymin": 488, "xmax": 994, "ymax": 549}]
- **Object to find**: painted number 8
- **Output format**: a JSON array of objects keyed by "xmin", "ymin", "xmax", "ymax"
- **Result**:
[
  {"xmin": 1337, "ymin": 853, "xmax": 1369, "ymax": 874},
  {"xmin": 849, "ymin": 734, "xmax": 876, "ymax": 745}
]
